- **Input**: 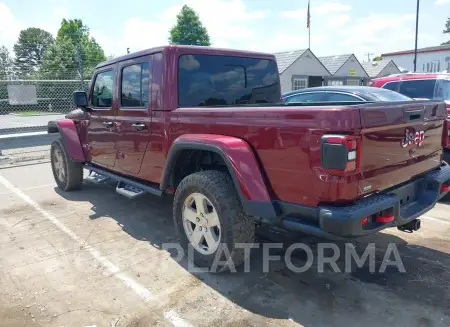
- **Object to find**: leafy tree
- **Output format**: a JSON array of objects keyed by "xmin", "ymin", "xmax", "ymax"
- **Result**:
[
  {"xmin": 0, "ymin": 46, "xmax": 14, "ymax": 80},
  {"xmin": 13, "ymin": 28, "xmax": 54, "ymax": 78},
  {"xmin": 37, "ymin": 38, "xmax": 79, "ymax": 79},
  {"xmin": 372, "ymin": 56, "xmax": 383, "ymax": 62},
  {"xmin": 39, "ymin": 19, "xmax": 106, "ymax": 80},
  {"xmin": 169, "ymin": 5, "xmax": 211, "ymax": 46},
  {"xmin": 442, "ymin": 18, "xmax": 450, "ymax": 45},
  {"xmin": 57, "ymin": 19, "xmax": 86, "ymax": 44}
]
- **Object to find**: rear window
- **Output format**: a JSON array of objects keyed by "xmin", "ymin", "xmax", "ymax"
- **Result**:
[
  {"xmin": 178, "ymin": 54, "xmax": 280, "ymax": 107},
  {"xmin": 369, "ymin": 89, "xmax": 412, "ymax": 102},
  {"xmin": 399, "ymin": 79, "xmax": 436, "ymax": 99}
]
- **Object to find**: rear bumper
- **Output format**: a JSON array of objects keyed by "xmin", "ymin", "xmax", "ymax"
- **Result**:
[{"xmin": 275, "ymin": 163, "xmax": 450, "ymax": 239}]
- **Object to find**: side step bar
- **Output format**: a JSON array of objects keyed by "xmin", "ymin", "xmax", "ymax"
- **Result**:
[
  {"xmin": 116, "ymin": 182, "xmax": 145, "ymax": 199},
  {"xmin": 86, "ymin": 171, "xmax": 109, "ymax": 184},
  {"xmin": 84, "ymin": 164, "xmax": 163, "ymax": 197}
]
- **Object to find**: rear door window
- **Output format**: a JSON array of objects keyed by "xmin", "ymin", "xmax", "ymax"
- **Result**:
[
  {"xmin": 322, "ymin": 93, "xmax": 361, "ymax": 102},
  {"xmin": 121, "ymin": 63, "xmax": 150, "ymax": 108},
  {"xmin": 178, "ymin": 54, "xmax": 280, "ymax": 107},
  {"xmin": 381, "ymin": 81, "xmax": 400, "ymax": 91},
  {"xmin": 434, "ymin": 79, "xmax": 450, "ymax": 100},
  {"xmin": 399, "ymin": 79, "xmax": 436, "ymax": 99}
]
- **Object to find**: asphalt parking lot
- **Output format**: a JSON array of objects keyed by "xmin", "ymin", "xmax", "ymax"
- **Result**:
[{"xmin": 1, "ymin": 161, "xmax": 450, "ymax": 327}]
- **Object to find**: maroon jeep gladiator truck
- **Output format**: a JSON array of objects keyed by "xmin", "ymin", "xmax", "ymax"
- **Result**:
[{"xmin": 48, "ymin": 45, "xmax": 450, "ymax": 271}]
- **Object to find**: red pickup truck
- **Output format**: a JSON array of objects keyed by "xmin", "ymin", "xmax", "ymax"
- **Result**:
[{"xmin": 49, "ymin": 45, "xmax": 450, "ymax": 271}]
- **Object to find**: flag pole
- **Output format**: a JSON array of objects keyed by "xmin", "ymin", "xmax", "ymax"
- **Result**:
[
  {"xmin": 307, "ymin": 0, "xmax": 311, "ymax": 49},
  {"xmin": 413, "ymin": 0, "xmax": 420, "ymax": 72},
  {"xmin": 309, "ymin": 24, "xmax": 311, "ymax": 49}
]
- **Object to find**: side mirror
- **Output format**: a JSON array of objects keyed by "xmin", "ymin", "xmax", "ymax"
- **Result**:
[{"xmin": 73, "ymin": 91, "xmax": 88, "ymax": 109}]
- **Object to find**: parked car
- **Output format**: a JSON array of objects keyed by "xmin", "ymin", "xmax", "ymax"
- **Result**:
[
  {"xmin": 372, "ymin": 73, "xmax": 450, "ymax": 162},
  {"xmin": 48, "ymin": 45, "xmax": 450, "ymax": 272},
  {"xmin": 371, "ymin": 73, "xmax": 450, "ymax": 108},
  {"xmin": 282, "ymin": 86, "xmax": 413, "ymax": 103}
]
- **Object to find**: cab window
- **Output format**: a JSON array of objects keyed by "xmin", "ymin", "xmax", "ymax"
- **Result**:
[{"xmin": 178, "ymin": 54, "xmax": 280, "ymax": 107}]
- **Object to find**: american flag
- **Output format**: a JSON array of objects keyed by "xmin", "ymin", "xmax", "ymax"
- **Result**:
[{"xmin": 307, "ymin": 0, "xmax": 311, "ymax": 28}]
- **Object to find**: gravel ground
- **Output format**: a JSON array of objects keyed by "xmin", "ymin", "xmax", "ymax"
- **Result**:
[{"xmin": 0, "ymin": 162, "xmax": 449, "ymax": 327}]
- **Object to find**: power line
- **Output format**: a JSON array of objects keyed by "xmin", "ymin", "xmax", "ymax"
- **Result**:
[{"xmin": 365, "ymin": 53, "xmax": 374, "ymax": 62}]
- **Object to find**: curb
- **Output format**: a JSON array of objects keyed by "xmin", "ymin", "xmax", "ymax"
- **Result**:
[
  {"xmin": 9, "ymin": 112, "xmax": 63, "ymax": 117},
  {"xmin": 0, "ymin": 125, "xmax": 48, "ymax": 135},
  {"xmin": 0, "ymin": 132, "xmax": 59, "ymax": 154}
]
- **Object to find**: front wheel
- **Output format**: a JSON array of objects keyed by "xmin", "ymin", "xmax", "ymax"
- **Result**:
[
  {"xmin": 173, "ymin": 170, "xmax": 256, "ymax": 272},
  {"xmin": 51, "ymin": 139, "xmax": 83, "ymax": 191}
]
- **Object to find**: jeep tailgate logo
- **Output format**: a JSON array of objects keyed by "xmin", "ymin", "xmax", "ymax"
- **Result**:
[{"xmin": 401, "ymin": 128, "xmax": 425, "ymax": 148}]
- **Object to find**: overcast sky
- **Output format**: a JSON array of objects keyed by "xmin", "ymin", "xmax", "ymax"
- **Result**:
[{"xmin": 1, "ymin": 0, "xmax": 450, "ymax": 61}]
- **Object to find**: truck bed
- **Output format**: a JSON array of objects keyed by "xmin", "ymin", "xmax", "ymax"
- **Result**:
[{"xmin": 170, "ymin": 100, "xmax": 447, "ymax": 206}]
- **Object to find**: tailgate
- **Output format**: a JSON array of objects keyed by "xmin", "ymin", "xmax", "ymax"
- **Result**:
[{"xmin": 358, "ymin": 100, "xmax": 446, "ymax": 194}]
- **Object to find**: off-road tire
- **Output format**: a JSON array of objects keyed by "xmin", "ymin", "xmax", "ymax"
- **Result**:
[
  {"xmin": 173, "ymin": 170, "xmax": 256, "ymax": 272},
  {"xmin": 50, "ymin": 138, "xmax": 83, "ymax": 191}
]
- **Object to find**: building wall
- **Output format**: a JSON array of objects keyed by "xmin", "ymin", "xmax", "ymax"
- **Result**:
[
  {"xmin": 334, "ymin": 56, "xmax": 368, "ymax": 78},
  {"xmin": 324, "ymin": 76, "xmax": 369, "ymax": 86},
  {"xmin": 279, "ymin": 49, "xmax": 330, "ymax": 93},
  {"xmin": 384, "ymin": 51, "xmax": 450, "ymax": 73},
  {"xmin": 377, "ymin": 61, "xmax": 401, "ymax": 77}
]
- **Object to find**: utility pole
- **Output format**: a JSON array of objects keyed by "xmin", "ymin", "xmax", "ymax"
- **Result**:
[
  {"xmin": 75, "ymin": 27, "xmax": 87, "ymax": 89},
  {"xmin": 365, "ymin": 53, "xmax": 374, "ymax": 62},
  {"xmin": 413, "ymin": 0, "xmax": 420, "ymax": 72}
]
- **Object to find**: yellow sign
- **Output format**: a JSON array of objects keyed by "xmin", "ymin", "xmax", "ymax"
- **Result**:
[{"xmin": 349, "ymin": 68, "xmax": 356, "ymax": 76}]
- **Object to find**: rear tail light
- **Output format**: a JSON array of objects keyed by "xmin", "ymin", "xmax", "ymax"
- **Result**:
[
  {"xmin": 321, "ymin": 135, "xmax": 361, "ymax": 175},
  {"xmin": 375, "ymin": 214, "xmax": 395, "ymax": 223},
  {"xmin": 361, "ymin": 217, "xmax": 369, "ymax": 226},
  {"xmin": 446, "ymin": 103, "xmax": 450, "ymax": 116},
  {"xmin": 440, "ymin": 184, "xmax": 450, "ymax": 193}
]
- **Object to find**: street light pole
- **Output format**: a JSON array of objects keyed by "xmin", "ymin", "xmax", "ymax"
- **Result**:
[{"xmin": 413, "ymin": 0, "xmax": 420, "ymax": 72}]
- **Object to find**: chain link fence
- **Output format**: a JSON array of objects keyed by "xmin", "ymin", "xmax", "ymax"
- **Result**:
[
  {"xmin": 0, "ymin": 24, "xmax": 108, "ymax": 135},
  {"xmin": 0, "ymin": 79, "xmax": 90, "ymax": 134}
]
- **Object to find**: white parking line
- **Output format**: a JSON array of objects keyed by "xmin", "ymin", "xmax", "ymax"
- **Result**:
[
  {"xmin": 423, "ymin": 216, "xmax": 450, "ymax": 225},
  {"xmin": 0, "ymin": 174, "xmax": 192, "ymax": 327},
  {"xmin": 0, "ymin": 183, "xmax": 56, "ymax": 196},
  {"xmin": 164, "ymin": 310, "xmax": 195, "ymax": 327}
]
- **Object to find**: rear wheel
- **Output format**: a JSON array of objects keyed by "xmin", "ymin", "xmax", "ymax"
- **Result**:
[
  {"xmin": 51, "ymin": 139, "xmax": 83, "ymax": 191},
  {"xmin": 173, "ymin": 170, "xmax": 255, "ymax": 272}
]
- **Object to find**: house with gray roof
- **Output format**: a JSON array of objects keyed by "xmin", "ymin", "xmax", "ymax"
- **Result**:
[
  {"xmin": 361, "ymin": 59, "xmax": 401, "ymax": 78},
  {"xmin": 274, "ymin": 49, "xmax": 331, "ymax": 93},
  {"xmin": 318, "ymin": 54, "xmax": 369, "ymax": 86}
]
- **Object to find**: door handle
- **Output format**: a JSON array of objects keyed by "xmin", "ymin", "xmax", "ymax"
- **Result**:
[
  {"xmin": 404, "ymin": 109, "xmax": 424, "ymax": 121},
  {"xmin": 131, "ymin": 123, "xmax": 147, "ymax": 131},
  {"xmin": 102, "ymin": 121, "xmax": 113, "ymax": 127}
]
